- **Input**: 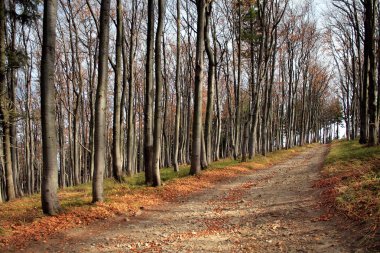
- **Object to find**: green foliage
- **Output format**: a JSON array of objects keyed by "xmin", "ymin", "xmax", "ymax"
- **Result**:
[
  {"xmin": 325, "ymin": 140, "xmax": 380, "ymax": 166},
  {"xmin": 61, "ymin": 197, "xmax": 88, "ymax": 210},
  {"xmin": 0, "ymin": 226, "xmax": 5, "ymax": 236},
  {"xmin": 6, "ymin": 47, "xmax": 29, "ymax": 69},
  {"xmin": 64, "ymin": 182, "xmax": 92, "ymax": 193},
  {"xmin": 241, "ymin": 5, "xmax": 262, "ymax": 44},
  {"xmin": 208, "ymin": 159, "xmax": 240, "ymax": 169},
  {"xmin": 126, "ymin": 165, "xmax": 191, "ymax": 186},
  {"xmin": 322, "ymin": 140, "xmax": 380, "ymax": 245}
]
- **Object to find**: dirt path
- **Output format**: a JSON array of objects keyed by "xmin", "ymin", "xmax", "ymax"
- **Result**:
[{"xmin": 20, "ymin": 145, "xmax": 361, "ymax": 252}]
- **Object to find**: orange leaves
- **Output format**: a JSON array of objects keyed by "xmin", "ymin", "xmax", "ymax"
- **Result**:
[
  {"xmin": 311, "ymin": 213, "xmax": 334, "ymax": 222},
  {"xmin": 0, "ymin": 165, "xmax": 252, "ymax": 249},
  {"xmin": 0, "ymin": 147, "xmax": 304, "ymax": 250},
  {"xmin": 313, "ymin": 176, "xmax": 341, "ymax": 188}
]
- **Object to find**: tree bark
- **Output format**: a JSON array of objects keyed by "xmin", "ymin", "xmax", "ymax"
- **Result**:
[
  {"xmin": 127, "ymin": 0, "xmax": 137, "ymax": 176},
  {"xmin": 152, "ymin": 0, "xmax": 166, "ymax": 187},
  {"xmin": 204, "ymin": 3, "xmax": 215, "ymax": 165},
  {"xmin": 40, "ymin": 0, "xmax": 60, "ymax": 214},
  {"xmin": 173, "ymin": 0, "xmax": 181, "ymax": 172},
  {"xmin": 112, "ymin": 0, "xmax": 123, "ymax": 181},
  {"xmin": 0, "ymin": 0, "xmax": 16, "ymax": 201},
  {"xmin": 234, "ymin": 0, "xmax": 242, "ymax": 160},
  {"xmin": 190, "ymin": 0, "xmax": 206, "ymax": 175},
  {"xmin": 365, "ymin": 0, "xmax": 378, "ymax": 146},
  {"xmin": 144, "ymin": 0, "xmax": 155, "ymax": 185},
  {"xmin": 92, "ymin": 0, "xmax": 111, "ymax": 202}
]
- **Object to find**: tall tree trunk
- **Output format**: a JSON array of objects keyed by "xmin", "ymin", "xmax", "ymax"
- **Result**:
[
  {"xmin": 360, "ymin": 33, "xmax": 369, "ymax": 143},
  {"xmin": 173, "ymin": 0, "xmax": 181, "ymax": 172},
  {"xmin": 365, "ymin": 0, "xmax": 378, "ymax": 146},
  {"xmin": 378, "ymin": 11, "xmax": 380, "ymax": 144},
  {"xmin": 0, "ymin": 0, "xmax": 16, "ymax": 201},
  {"xmin": 204, "ymin": 3, "xmax": 215, "ymax": 165},
  {"xmin": 152, "ymin": 0, "xmax": 166, "ymax": 187},
  {"xmin": 144, "ymin": 0, "xmax": 155, "ymax": 185},
  {"xmin": 248, "ymin": 17, "xmax": 261, "ymax": 159},
  {"xmin": 92, "ymin": 0, "xmax": 111, "ymax": 202},
  {"xmin": 190, "ymin": 0, "xmax": 206, "ymax": 175},
  {"xmin": 112, "ymin": 0, "xmax": 123, "ymax": 181},
  {"xmin": 40, "ymin": 0, "xmax": 60, "ymax": 214},
  {"xmin": 215, "ymin": 78, "xmax": 221, "ymax": 160},
  {"xmin": 212, "ymin": 20, "xmax": 221, "ymax": 161},
  {"xmin": 9, "ymin": 2, "xmax": 21, "ymax": 197},
  {"xmin": 234, "ymin": 0, "xmax": 242, "ymax": 160},
  {"xmin": 127, "ymin": 0, "xmax": 137, "ymax": 176}
]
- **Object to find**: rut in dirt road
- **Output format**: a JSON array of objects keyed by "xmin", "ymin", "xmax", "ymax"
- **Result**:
[{"xmin": 24, "ymin": 145, "xmax": 361, "ymax": 253}]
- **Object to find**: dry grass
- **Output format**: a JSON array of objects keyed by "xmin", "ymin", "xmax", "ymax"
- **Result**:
[
  {"xmin": 316, "ymin": 140, "xmax": 380, "ymax": 249},
  {"xmin": 0, "ymin": 144, "xmax": 312, "ymax": 248}
]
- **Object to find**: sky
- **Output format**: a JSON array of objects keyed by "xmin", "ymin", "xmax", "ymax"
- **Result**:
[
  {"xmin": 313, "ymin": 0, "xmax": 332, "ymax": 26},
  {"xmin": 291, "ymin": 0, "xmax": 331, "ymax": 27},
  {"xmin": 290, "ymin": 0, "xmax": 348, "ymax": 139}
]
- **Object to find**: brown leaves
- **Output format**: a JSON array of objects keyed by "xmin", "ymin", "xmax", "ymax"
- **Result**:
[
  {"xmin": 311, "ymin": 213, "xmax": 334, "ymax": 222},
  {"xmin": 0, "ymin": 148, "xmax": 304, "ymax": 249},
  {"xmin": 0, "ymin": 166, "xmax": 252, "ymax": 248}
]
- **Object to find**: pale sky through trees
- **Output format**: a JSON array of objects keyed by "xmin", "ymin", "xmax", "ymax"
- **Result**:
[
  {"xmin": 291, "ymin": 0, "xmax": 330, "ymax": 27},
  {"xmin": 303, "ymin": 0, "xmax": 347, "ymax": 139}
]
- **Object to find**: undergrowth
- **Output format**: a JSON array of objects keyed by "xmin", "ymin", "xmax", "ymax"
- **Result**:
[{"xmin": 317, "ymin": 140, "xmax": 380, "ymax": 250}]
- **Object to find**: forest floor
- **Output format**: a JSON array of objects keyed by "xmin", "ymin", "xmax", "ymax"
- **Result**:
[{"xmin": 7, "ymin": 144, "xmax": 369, "ymax": 253}]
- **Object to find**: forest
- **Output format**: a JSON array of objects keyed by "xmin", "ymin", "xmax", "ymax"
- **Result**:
[{"xmin": 0, "ymin": 0, "xmax": 379, "ymax": 218}]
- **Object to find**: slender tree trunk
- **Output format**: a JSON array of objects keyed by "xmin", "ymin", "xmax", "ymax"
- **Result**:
[
  {"xmin": 9, "ymin": 1, "xmax": 21, "ymax": 197},
  {"xmin": 144, "ymin": 0, "xmax": 155, "ymax": 185},
  {"xmin": 378, "ymin": 13, "xmax": 380, "ymax": 144},
  {"xmin": 213, "ymin": 20, "xmax": 221, "ymax": 161},
  {"xmin": 365, "ymin": 0, "xmax": 378, "ymax": 146},
  {"xmin": 190, "ymin": 0, "xmax": 206, "ymax": 175},
  {"xmin": 152, "ymin": 0, "xmax": 166, "ymax": 187},
  {"xmin": 173, "ymin": 0, "xmax": 181, "ymax": 172},
  {"xmin": 112, "ymin": 0, "xmax": 123, "ymax": 181},
  {"xmin": 0, "ymin": 0, "xmax": 16, "ymax": 201},
  {"xmin": 360, "ymin": 47, "xmax": 369, "ymax": 142},
  {"xmin": 248, "ymin": 18, "xmax": 258, "ymax": 159},
  {"xmin": 92, "ymin": 0, "xmax": 111, "ymax": 202},
  {"xmin": 204, "ymin": 3, "xmax": 215, "ymax": 165},
  {"xmin": 40, "ymin": 0, "xmax": 60, "ymax": 214},
  {"xmin": 127, "ymin": 0, "xmax": 137, "ymax": 176},
  {"xmin": 0, "ymin": 139, "xmax": 3, "ymax": 202},
  {"xmin": 234, "ymin": 1, "xmax": 242, "ymax": 160},
  {"xmin": 58, "ymin": 102, "xmax": 65, "ymax": 188}
]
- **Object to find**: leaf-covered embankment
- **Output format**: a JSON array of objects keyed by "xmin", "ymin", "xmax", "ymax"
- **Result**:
[{"xmin": 315, "ymin": 140, "xmax": 380, "ymax": 250}]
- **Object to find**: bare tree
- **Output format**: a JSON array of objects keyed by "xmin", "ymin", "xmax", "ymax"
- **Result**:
[
  {"xmin": 190, "ymin": 0, "xmax": 206, "ymax": 175},
  {"xmin": 144, "ymin": 0, "xmax": 155, "ymax": 185},
  {"xmin": 152, "ymin": 0, "xmax": 166, "ymax": 186},
  {"xmin": 364, "ymin": 0, "xmax": 378, "ymax": 146},
  {"xmin": 92, "ymin": 0, "xmax": 111, "ymax": 202},
  {"xmin": 0, "ymin": 0, "xmax": 16, "ymax": 201},
  {"xmin": 112, "ymin": 0, "xmax": 123, "ymax": 181},
  {"xmin": 204, "ymin": 2, "xmax": 215, "ymax": 165},
  {"xmin": 173, "ymin": 0, "xmax": 181, "ymax": 172},
  {"xmin": 40, "ymin": 0, "xmax": 60, "ymax": 214}
]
